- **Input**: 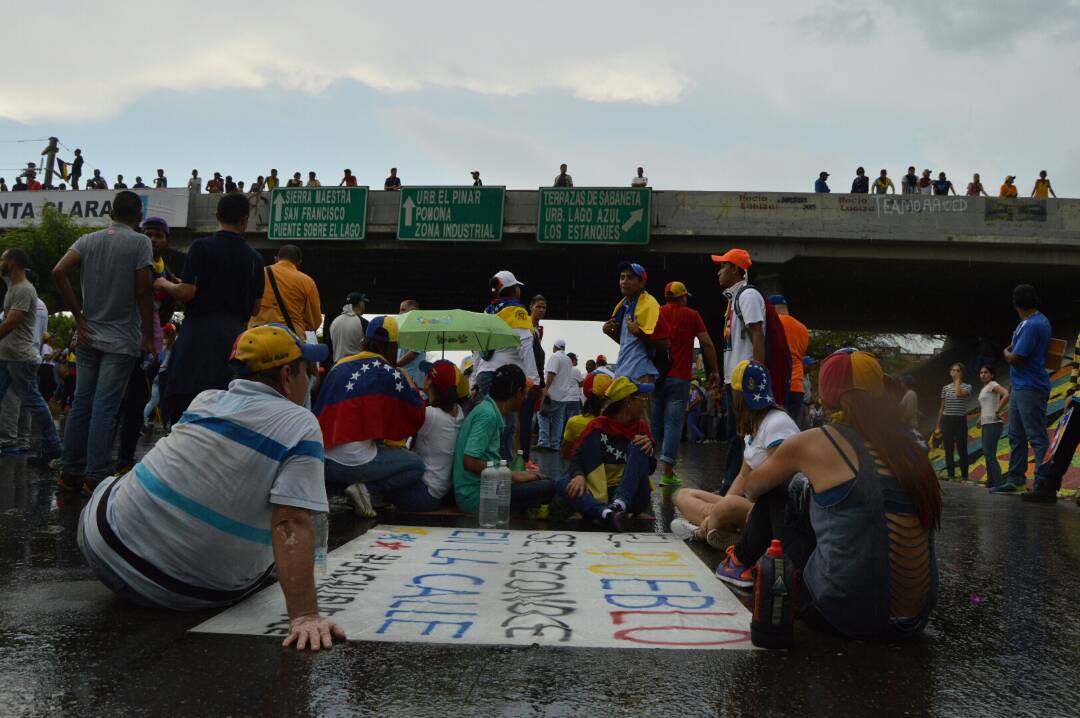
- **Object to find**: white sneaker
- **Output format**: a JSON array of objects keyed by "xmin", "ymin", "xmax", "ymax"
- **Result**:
[
  {"xmin": 669, "ymin": 517, "xmax": 699, "ymax": 542},
  {"xmin": 344, "ymin": 483, "xmax": 377, "ymax": 519}
]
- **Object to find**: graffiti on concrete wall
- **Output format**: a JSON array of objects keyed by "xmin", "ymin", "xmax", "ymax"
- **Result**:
[
  {"xmin": 984, "ymin": 199, "xmax": 1047, "ymax": 222},
  {"xmin": 874, "ymin": 196, "xmax": 968, "ymax": 216}
]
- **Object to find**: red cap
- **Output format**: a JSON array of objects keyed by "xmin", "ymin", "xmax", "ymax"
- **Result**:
[
  {"xmin": 711, "ymin": 248, "xmax": 752, "ymax": 270},
  {"xmin": 766, "ymin": 539, "xmax": 783, "ymax": 557},
  {"xmin": 427, "ymin": 359, "xmax": 460, "ymax": 392}
]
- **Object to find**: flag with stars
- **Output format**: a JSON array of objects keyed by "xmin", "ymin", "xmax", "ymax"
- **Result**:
[
  {"xmin": 314, "ymin": 351, "xmax": 425, "ymax": 450},
  {"xmin": 568, "ymin": 417, "xmax": 656, "ymax": 503}
]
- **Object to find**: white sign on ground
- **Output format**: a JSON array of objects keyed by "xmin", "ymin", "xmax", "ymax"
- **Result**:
[
  {"xmin": 0, "ymin": 189, "xmax": 191, "ymax": 229},
  {"xmin": 193, "ymin": 526, "xmax": 752, "ymax": 650}
]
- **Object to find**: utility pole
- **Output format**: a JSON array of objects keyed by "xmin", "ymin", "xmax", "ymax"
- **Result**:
[{"xmin": 41, "ymin": 137, "xmax": 60, "ymax": 189}]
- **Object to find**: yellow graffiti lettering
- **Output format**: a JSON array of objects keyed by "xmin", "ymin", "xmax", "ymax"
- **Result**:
[{"xmin": 585, "ymin": 550, "xmax": 685, "ymax": 565}]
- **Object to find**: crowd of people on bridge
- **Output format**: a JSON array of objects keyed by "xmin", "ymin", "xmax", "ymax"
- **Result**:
[
  {"xmin": 1, "ymin": 187, "xmax": 1075, "ymax": 652},
  {"xmin": 815, "ymin": 167, "xmax": 1058, "ymax": 198}
]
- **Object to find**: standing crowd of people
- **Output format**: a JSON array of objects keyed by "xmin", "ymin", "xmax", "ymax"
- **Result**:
[{"xmin": 815, "ymin": 167, "xmax": 1058, "ymax": 198}]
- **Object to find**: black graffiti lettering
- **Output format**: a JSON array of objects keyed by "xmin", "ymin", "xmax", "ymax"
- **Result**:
[
  {"xmin": 503, "ymin": 617, "xmax": 573, "ymax": 642},
  {"xmin": 505, "ymin": 601, "xmax": 577, "ymax": 618},
  {"xmin": 522, "ymin": 533, "xmax": 577, "ymax": 547}
]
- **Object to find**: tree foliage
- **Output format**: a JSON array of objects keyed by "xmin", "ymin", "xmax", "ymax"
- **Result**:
[{"xmin": 0, "ymin": 207, "xmax": 92, "ymax": 311}]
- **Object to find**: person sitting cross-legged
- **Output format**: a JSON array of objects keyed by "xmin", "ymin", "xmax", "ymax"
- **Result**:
[
  {"xmin": 555, "ymin": 377, "xmax": 657, "ymax": 532},
  {"xmin": 77, "ymin": 325, "xmax": 345, "ymax": 651},
  {"xmin": 316, "ymin": 315, "xmax": 430, "ymax": 518}
]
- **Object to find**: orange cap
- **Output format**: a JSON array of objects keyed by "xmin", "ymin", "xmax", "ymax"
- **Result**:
[{"xmin": 711, "ymin": 248, "xmax": 752, "ymax": 270}]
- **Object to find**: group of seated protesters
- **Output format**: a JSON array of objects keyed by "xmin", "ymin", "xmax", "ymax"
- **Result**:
[{"xmin": 78, "ymin": 308, "xmax": 940, "ymax": 646}]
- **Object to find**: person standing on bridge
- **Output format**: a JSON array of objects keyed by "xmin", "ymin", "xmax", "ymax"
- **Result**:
[
  {"xmin": 384, "ymin": 168, "xmax": 401, "ymax": 191},
  {"xmin": 872, "ymin": 169, "xmax": 895, "ymax": 194},
  {"xmin": 966, "ymin": 173, "xmax": 989, "ymax": 197},
  {"xmin": 339, "ymin": 169, "xmax": 357, "ymax": 187},
  {"xmin": 770, "ymin": 295, "xmax": 809, "ymax": 426},
  {"xmin": 187, "ymin": 169, "xmax": 201, "ymax": 193},
  {"xmin": 631, "ymin": 167, "xmax": 648, "ymax": 188},
  {"xmin": 328, "ymin": 292, "xmax": 369, "ymax": 363},
  {"xmin": 306, "ymin": 171, "xmax": 321, "ymax": 188},
  {"xmin": 286, "ymin": 172, "xmax": 303, "ymax": 188},
  {"xmin": 265, "ymin": 169, "xmax": 280, "ymax": 190},
  {"xmin": 918, "ymin": 169, "xmax": 933, "ymax": 194},
  {"xmin": 902, "ymin": 166, "xmax": 919, "ymax": 194},
  {"xmin": 1031, "ymin": 170, "xmax": 1056, "ymax": 199},
  {"xmin": 650, "ymin": 280, "xmax": 719, "ymax": 488},
  {"xmin": 471, "ymin": 170, "xmax": 482, "ymax": 187},
  {"xmin": 713, "ymin": 248, "xmax": 767, "ymax": 493},
  {"xmin": 114, "ymin": 175, "xmax": 127, "ymax": 190},
  {"xmin": 156, "ymin": 193, "xmax": 266, "ymax": 426},
  {"xmin": 814, "ymin": 171, "xmax": 830, "ymax": 193},
  {"xmin": 154, "ymin": 169, "xmax": 167, "ymax": 189},
  {"xmin": 992, "ymin": 284, "xmax": 1052, "ymax": 494},
  {"xmin": 206, "ymin": 172, "xmax": 223, "ymax": 193},
  {"xmin": 932, "ymin": 172, "xmax": 956, "ymax": 196},
  {"xmin": 851, "ymin": 167, "xmax": 869, "ymax": 194},
  {"xmin": 70, "ymin": 149, "xmax": 84, "ymax": 190},
  {"xmin": 999, "ymin": 175, "xmax": 1018, "ymax": 198},
  {"xmin": 553, "ymin": 164, "xmax": 573, "ymax": 188}
]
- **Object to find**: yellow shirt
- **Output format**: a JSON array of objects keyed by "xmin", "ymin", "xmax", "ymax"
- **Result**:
[
  {"xmin": 248, "ymin": 259, "xmax": 323, "ymax": 334},
  {"xmin": 1033, "ymin": 178, "xmax": 1051, "ymax": 199},
  {"xmin": 999, "ymin": 183, "xmax": 1017, "ymax": 198},
  {"xmin": 265, "ymin": 176, "xmax": 279, "ymax": 190},
  {"xmin": 562, "ymin": 413, "xmax": 596, "ymax": 447},
  {"xmin": 306, "ymin": 179, "xmax": 322, "ymax": 188}
]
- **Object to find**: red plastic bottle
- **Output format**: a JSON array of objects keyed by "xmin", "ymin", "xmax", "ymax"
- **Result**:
[{"xmin": 750, "ymin": 539, "xmax": 796, "ymax": 649}]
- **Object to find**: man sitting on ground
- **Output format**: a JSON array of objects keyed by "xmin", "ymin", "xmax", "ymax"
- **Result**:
[
  {"xmin": 453, "ymin": 364, "xmax": 554, "ymax": 513},
  {"xmin": 77, "ymin": 325, "xmax": 343, "ymax": 651}
]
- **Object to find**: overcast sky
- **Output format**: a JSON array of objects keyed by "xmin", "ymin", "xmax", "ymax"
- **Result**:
[{"xmin": 3, "ymin": 1, "xmax": 1078, "ymax": 193}]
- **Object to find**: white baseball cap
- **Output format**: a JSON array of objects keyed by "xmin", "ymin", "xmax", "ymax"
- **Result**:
[
  {"xmin": 492, "ymin": 270, "xmax": 523, "ymax": 290},
  {"xmin": 554, "ymin": 339, "xmax": 566, "ymax": 350}
]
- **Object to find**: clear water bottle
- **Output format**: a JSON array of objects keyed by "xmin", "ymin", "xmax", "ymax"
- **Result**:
[
  {"xmin": 479, "ymin": 462, "xmax": 499, "ymax": 528},
  {"xmin": 312, "ymin": 511, "xmax": 329, "ymax": 578},
  {"xmin": 496, "ymin": 460, "xmax": 512, "ymax": 528}
]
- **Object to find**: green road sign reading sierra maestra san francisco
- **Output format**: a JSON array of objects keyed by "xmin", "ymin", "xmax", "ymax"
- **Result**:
[
  {"xmin": 268, "ymin": 187, "xmax": 368, "ymax": 240},
  {"xmin": 537, "ymin": 187, "xmax": 651, "ymax": 244},
  {"xmin": 397, "ymin": 186, "xmax": 505, "ymax": 241}
]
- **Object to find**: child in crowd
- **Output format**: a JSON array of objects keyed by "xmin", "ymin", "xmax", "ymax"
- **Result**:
[
  {"xmin": 559, "ymin": 371, "xmax": 613, "ymax": 459},
  {"xmin": 671, "ymin": 361, "xmax": 801, "ymax": 557}
]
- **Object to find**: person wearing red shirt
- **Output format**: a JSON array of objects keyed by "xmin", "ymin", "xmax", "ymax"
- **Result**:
[
  {"xmin": 652, "ymin": 281, "xmax": 720, "ymax": 486},
  {"xmin": 340, "ymin": 169, "xmax": 358, "ymax": 187},
  {"xmin": 768, "ymin": 295, "xmax": 810, "ymax": 426}
]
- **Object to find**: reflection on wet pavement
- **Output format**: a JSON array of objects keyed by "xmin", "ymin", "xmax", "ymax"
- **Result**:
[{"xmin": 1, "ymin": 442, "xmax": 1078, "ymax": 716}]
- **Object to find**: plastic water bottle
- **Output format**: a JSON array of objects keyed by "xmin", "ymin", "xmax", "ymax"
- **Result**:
[
  {"xmin": 312, "ymin": 511, "xmax": 329, "ymax": 578},
  {"xmin": 479, "ymin": 462, "xmax": 499, "ymax": 528},
  {"xmin": 496, "ymin": 460, "xmax": 512, "ymax": 528},
  {"xmin": 751, "ymin": 539, "xmax": 795, "ymax": 649}
]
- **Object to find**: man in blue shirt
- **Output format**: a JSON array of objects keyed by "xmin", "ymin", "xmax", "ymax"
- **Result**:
[
  {"xmin": 814, "ymin": 171, "xmax": 830, "ymax": 193},
  {"xmin": 602, "ymin": 262, "xmax": 667, "ymax": 383},
  {"xmin": 992, "ymin": 284, "xmax": 1051, "ymax": 494}
]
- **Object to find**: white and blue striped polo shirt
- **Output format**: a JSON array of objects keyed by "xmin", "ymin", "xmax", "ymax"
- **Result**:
[{"xmin": 80, "ymin": 379, "xmax": 327, "ymax": 611}]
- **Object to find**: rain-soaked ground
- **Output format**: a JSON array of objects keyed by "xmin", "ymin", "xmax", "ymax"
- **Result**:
[{"xmin": 1, "ymin": 438, "xmax": 1079, "ymax": 717}]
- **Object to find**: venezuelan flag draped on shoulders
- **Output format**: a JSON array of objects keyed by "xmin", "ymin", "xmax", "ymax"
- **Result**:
[
  {"xmin": 314, "ymin": 352, "xmax": 425, "ymax": 450},
  {"xmin": 485, "ymin": 296, "xmax": 533, "ymax": 330},
  {"xmin": 610, "ymin": 290, "xmax": 664, "ymax": 337},
  {"xmin": 570, "ymin": 416, "xmax": 655, "ymax": 501}
]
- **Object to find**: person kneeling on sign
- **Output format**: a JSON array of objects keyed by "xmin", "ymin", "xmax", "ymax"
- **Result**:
[
  {"xmin": 671, "ymin": 360, "xmax": 801, "ymax": 561},
  {"xmin": 78, "ymin": 325, "xmax": 345, "ymax": 651},
  {"xmin": 728, "ymin": 349, "xmax": 940, "ymax": 639},
  {"xmin": 556, "ymin": 377, "xmax": 656, "ymax": 532}
]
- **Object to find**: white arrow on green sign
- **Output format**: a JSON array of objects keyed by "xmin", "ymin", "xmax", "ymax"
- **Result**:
[
  {"xmin": 537, "ymin": 187, "xmax": 651, "ymax": 244},
  {"xmin": 268, "ymin": 187, "xmax": 368, "ymax": 241},
  {"xmin": 397, "ymin": 186, "xmax": 505, "ymax": 241}
]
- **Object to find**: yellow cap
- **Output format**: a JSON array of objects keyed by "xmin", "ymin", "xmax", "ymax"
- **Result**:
[
  {"xmin": 230, "ymin": 324, "xmax": 328, "ymax": 374},
  {"xmin": 605, "ymin": 376, "xmax": 655, "ymax": 403}
]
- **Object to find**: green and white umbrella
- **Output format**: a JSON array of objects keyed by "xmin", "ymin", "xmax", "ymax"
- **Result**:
[{"xmin": 394, "ymin": 309, "xmax": 520, "ymax": 355}]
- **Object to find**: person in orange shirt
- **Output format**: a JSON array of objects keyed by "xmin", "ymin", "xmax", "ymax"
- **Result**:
[
  {"xmin": 768, "ymin": 295, "xmax": 809, "ymax": 427},
  {"xmin": 249, "ymin": 245, "xmax": 323, "ymax": 337},
  {"xmin": 999, "ymin": 175, "xmax": 1018, "ymax": 198}
]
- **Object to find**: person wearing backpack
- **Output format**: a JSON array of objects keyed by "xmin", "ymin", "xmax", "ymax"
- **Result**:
[{"xmin": 712, "ymin": 249, "xmax": 790, "ymax": 494}]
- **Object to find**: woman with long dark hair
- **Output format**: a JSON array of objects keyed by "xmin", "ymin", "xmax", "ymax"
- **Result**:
[
  {"xmin": 935, "ymin": 362, "xmax": 972, "ymax": 480},
  {"xmin": 977, "ymin": 364, "xmax": 1009, "ymax": 489},
  {"xmin": 717, "ymin": 349, "xmax": 941, "ymax": 640}
]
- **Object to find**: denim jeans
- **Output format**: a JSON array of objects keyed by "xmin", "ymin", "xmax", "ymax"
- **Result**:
[
  {"xmin": 325, "ymin": 445, "xmax": 438, "ymax": 512},
  {"xmin": 1034, "ymin": 397, "xmax": 1080, "ymax": 493},
  {"xmin": 687, "ymin": 410, "xmax": 704, "ymax": 443},
  {"xmin": 0, "ymin": 360, "xmax": 59, "ymax": 451},
  {"xmin": 510, "ymin": 478, "xmax": 556, "ymax": 509},
  {"xmin": 649, "ymin": 378, "xmax": 690, "ymax": 468},
  {"xmin": 1006, "ymin": 388, "xmax": 1049, "ymax": 486},
  {"xmin": 980, "ymin": 421, "xmax": 1004, "ymax": 488},
  {"xmin": 556, "ymin": 444, "xmax": 653, "ymax": 521},
  {"xmin": 62, "ymin": 346, "xmax": 137, "ymax": 479},
  {"xmin": 721, "ymin": 384, "xmax": 744, "ymax": 494},
  {"xmin": 785, "ymin": 390, "xmax": 805, "ymax": 428},
  {"xmin": 538, "ymin": 399, "xmax": 580, "ymax": 450},
  {"xmin": 941, "ymin": 414, "xmax": 969, "ymax": 480},
  {"xmin": 475, "ymin": 370, "xmax": 516, "ymax": 461},
  {"xmin": 0, "ymin": 386, "xmax": 31, "ymax": 449}
]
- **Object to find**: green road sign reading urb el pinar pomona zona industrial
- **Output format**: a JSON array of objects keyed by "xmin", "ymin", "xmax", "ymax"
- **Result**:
[
  {"xmin": 268, "ymin": 187, "xmax": 368, "ymax": 240},
  {"xmin": 537, "ymin": 187, "xmax": 651, "ymax": 244},
  {"xmin": 397, "ymin": 186, "xmax": 505, "ymax": 241}
]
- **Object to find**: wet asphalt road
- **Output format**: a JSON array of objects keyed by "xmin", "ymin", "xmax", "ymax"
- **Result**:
[{"xmin": 1, "ymin": 441, "xmax": 1079, "ymax": 717}]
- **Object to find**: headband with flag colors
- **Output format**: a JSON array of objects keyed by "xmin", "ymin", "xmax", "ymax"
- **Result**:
[{"xmin": 819, "ymin": 348, "xmax": 885, "ymax": 408}]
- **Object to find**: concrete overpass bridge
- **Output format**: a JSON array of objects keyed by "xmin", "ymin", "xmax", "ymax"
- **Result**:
[{"xmin": 166, "ymin": 189, "xmax": 1080, "ymax": 347}]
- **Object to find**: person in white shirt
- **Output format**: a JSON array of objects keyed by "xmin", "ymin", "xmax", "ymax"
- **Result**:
[
  {"xmin": 977, "ymin": 364, "xmax": 1009, "ymax": 489},
  {"xmin": 412, "ymin": 360, "xmax": 468, "ymax": 508},
  {"xmin": 537, "ymin": 339, "xmax": 581, "ymax": 451},
  {"xmin": 187, "ymin": 170, "xmax": 202, "ymax": 194},
  {"xmin": 631, "ymin": 166, "xmax": 648, "ymax": 188}
]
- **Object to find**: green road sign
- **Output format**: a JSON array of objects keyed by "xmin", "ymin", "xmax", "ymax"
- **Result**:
[
  {"xmin": 397, "ymin": 186, "xmax": 505, "ymax": 241},
  {"xmin": 537, "ymin": 187, "xmax": 651, "ymax": 244},
  {"xmin": 268, "ymin": 187, "xmax": 368, "ymax": 240}
]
